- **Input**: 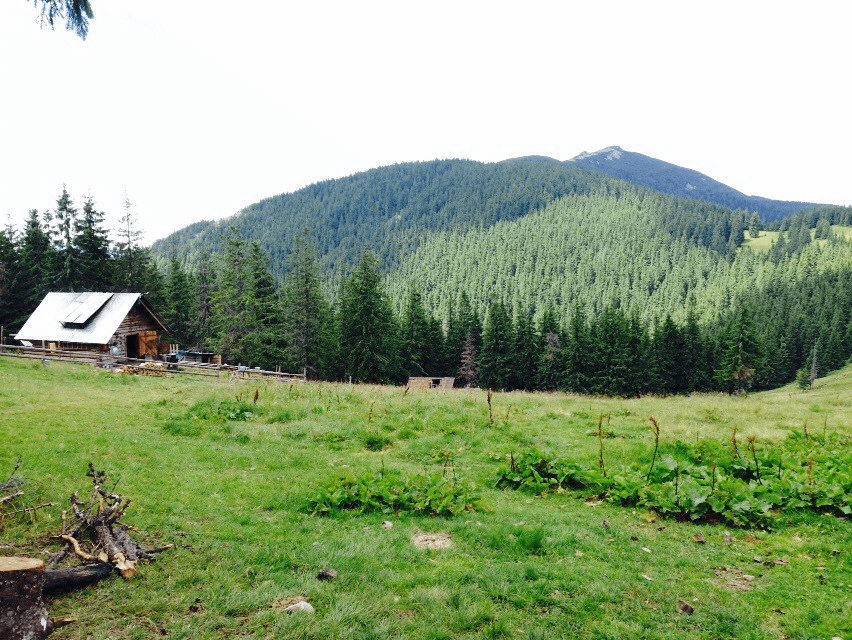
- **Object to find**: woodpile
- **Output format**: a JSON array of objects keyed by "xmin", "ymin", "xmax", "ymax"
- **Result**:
[
  {"xmin": 48, "ymin": 463, "xmax": 172, "ymax": 579},
  {"xmin": 1, "ymin": 464, "xmax": 172, "ymax": 638}
]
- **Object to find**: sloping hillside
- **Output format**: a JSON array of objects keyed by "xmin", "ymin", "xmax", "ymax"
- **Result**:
[
  {"xmin": 150, "ymin": 150, "xmax": 825, "ymax": 279},
  {"xmin": 151, "ymin": 159, "xmax": 611, "ymax": 278},
  {"xmin": 571, "ymin": 146, "xmax": 821, "ymax": 221}
]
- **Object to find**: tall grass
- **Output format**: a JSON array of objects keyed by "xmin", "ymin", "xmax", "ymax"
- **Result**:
[{"xmin": 0, "ymin": 356, "xmax": 850, "ymax": 639}]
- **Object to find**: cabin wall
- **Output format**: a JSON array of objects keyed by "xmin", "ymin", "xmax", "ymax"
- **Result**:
[{"xmin": 109, "ymin": 307, "xmax": 163, "ymax": 358}]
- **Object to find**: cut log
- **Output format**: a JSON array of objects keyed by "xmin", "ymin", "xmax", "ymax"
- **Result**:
[
  {"xmin": 0, "ymin": 556, "xmax": 50, "ymax": 640},
  {"xmin": 43, "ymin": 562, "xmax": 113, "ymax": 594}
]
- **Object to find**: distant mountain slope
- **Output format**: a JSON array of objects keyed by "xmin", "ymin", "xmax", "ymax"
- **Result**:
[
  {"xmin": 385, "ymin": 187, "xmax": 852, "ymax": 365},
  {"xmin": 151, "ymin": 149, "xmax": 827, "ymax": 280},
  {"xmin": 570, "ymin": 146, "xmax": 821, "ymax": 221},
  {"xmin": 151, "ymin": 159, "xmax": 612, "ymax": 277}
]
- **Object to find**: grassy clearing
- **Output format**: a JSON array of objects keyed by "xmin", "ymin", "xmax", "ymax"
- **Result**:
[
  {"xmin": 1, "ymin": 357, "xmax": 850, "ymax": 639},
  {"xmin": 741, "ymin": 230, "xmax": 780, "ymax": 253},
  {"xmin": 742, "ymin": 226, "xmax": 852, "ymax": 253}
]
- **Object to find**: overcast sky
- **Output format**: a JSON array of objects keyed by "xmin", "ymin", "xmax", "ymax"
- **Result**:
[{"xmin": 2, "ymin": 1, "xmax": 850, "ymax": 245}]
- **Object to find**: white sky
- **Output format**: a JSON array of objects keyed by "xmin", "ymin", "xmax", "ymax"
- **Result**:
[{"xmin": 2, "ymin": 1, "xmax": 851, "ymax": 245}]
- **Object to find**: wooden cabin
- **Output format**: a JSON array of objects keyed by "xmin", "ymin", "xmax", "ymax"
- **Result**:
[{"xmin": 14, "ymin": 292, "xmax": 170, "ymax": 359}]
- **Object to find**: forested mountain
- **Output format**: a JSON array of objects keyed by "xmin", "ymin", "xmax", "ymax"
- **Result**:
[
  {"xmin": 4, "ymin": 168, "xmax": 851, "ymax": 396},
  {"xmin": 151, "ymin": 150, "xmax": 826, "ymax": 282},
  {"xmin": 151, "ymin": 159, "xmax": 612, "ymax": 280},
  {"xmin": 570, "ymin": 146, "xmax": 821, "ymax": 221}
]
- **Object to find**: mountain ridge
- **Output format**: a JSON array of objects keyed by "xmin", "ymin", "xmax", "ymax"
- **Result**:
[
  {"xmin": 567, "ymin": 146, "xmax": 823, "ymax": 220},
  {"xmin": 150, "ymin": 148, "xmax": 830, "ymax": 281}
]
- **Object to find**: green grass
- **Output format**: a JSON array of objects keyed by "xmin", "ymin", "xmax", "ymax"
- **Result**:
[
  {"xmin": 1, "ymin": 357, "xmax": 850, "ymax": 639},
  {"xmin": 742, "ymin": 226, "xmax": 852, "ymax": 254},
  {"xmin": 741, "ymin": 230, "xmax": 780, "ymax": 253}
]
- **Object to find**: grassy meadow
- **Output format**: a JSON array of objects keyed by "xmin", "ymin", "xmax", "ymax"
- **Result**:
[{"xmin": 1, "ymin": 356, "xmax": 850, "ymax": 639}]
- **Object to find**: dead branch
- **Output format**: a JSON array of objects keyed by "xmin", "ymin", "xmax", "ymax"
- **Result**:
[
  {"xmin": 49, "ymin": 464, "xmax": 170, "ymax": 580},
  {"xmin": 1, "ymin": 459, "xmax": 24, "ymax": 505},
  {"xmin": 1, "ymin": 501, "xmax": 57, "ymax": 516},
  {"xmin": 0, "ymin": 491, "xmax": 24, "ymax": 504}
]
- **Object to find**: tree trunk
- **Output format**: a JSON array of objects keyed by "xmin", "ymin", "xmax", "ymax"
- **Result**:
[
  {"xmin": 43, "ymin": 562, "xmax": 113, "ymax": 594},
  {"xmin": 0, "ymin": 556, "xmax": 49, "ymax": 640}
]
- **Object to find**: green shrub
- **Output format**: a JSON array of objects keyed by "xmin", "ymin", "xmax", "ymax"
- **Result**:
[
  {"xmin": 497, "ymin": 432, "xmax": 851, "ymax": 528},
  {"xmin": 305, "ymin": 469, "xmax": 480, "ymax": 517}
]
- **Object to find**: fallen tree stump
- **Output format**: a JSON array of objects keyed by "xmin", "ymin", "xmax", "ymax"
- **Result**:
[{"xmin": 0, "ymin": 556, "xmax": 51, "ymax": 640}]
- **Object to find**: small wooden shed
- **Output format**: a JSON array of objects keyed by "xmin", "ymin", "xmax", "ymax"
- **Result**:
[
  {"xmin": 14, "ymin": 292, "xmax": 170, "ymax": 359},
  {"xmin": 407, "ymin": 376, "xmax": 456, "ymax": 390}
]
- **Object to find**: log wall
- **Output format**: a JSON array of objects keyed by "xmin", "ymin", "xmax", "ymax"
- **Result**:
[{"xmin": 110, "ymin": 305, "xmax": 164, "ymax": 358}]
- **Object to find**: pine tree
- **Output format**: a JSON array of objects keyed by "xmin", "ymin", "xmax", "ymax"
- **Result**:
[
  {"xmin": 281, "ymin": 233, "xmax": 333, "ymax": 378},
  {"xmin": 52, "ymin": 187, "xmax": 79, "ymax": 291},
  {"xmin": 401, "ymin": 289, "xmax": 432, "ymax": 376},
  {"xmin": 163, "ymin": 254, "xmax": 196, "ymax": 346},
  {"xmin": 479, "ymin": 301, "xmax": 514, "ymax": 390},
  {"xmin": 338, "ymin": 252, "xmax": 403, "ymax": 384},
  {"xmin": 75, "ymin": 196, "xmax": 113, "ymax": 290},
  {"xmin": 457, "ymin": 332, "xmax": 479, "ymax": 387}
]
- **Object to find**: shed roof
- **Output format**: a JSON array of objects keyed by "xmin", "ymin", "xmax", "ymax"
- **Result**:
[{"xmin": 14, "ymin": 292, "xmax": 168, "ymax": 344}]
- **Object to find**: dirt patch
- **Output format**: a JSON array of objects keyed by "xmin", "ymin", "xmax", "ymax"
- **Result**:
[
  {"xmin": 271, "ymin": 596, "xmax": 307, "ymax": 611},
  {"xmin": 412, "ymin": 532, "xmax": 452, "ymax": 550},
  {"xmin": 714, "ymin": 565, "xmax": 756, "ymax": 591}
]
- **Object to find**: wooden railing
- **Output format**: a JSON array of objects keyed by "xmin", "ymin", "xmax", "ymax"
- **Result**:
[{"xmin": 0, "ymin": 344, "xmax": 305, "ymax": 383}]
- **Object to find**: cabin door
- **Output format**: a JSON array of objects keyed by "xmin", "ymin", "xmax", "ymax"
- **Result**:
[{"xmin": 126, "ymin": 334, "xmax": 140, "ymax": 359}]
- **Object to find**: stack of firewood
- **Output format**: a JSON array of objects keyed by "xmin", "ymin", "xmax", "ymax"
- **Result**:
[{"xmin": 1, "ymin": 463, "xmax": 172, "ymax": 639}]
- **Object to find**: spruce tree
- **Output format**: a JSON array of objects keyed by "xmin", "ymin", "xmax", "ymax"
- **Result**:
[
  {"xmin": 511, "ymin": 308, "xmax": 540, "ymax": 391},
  {"xmin": 479, "ymin": 301, "xmax": 514, "ymax": 391},
  {"xmin": 564, "ymin": 305, "xmax": 589, "ymax": 393},
  {"xmin": 338, "ymin": 252, "xmax": 403, "ymax": 384},
  {"xmin": 115, "ymin": 193, "xmax": 144, "ymax": 291},
  {"xmin": 75, "ymin": 196, "xmax": 113, "ymax": 291},
  {"xmin": 401, "ymin": 289, "xmax": 432, "ymax": 376},
  {"xmin": 281, "ymin": 233, "xmax": 333, "ymax": 378},
  {"xmin": 52, "ymin": 187, "xmax": 79, "ymax": 291},
  {"xmin": 537, "ymin": 305, "xmax": 565, "ymax": 391},
  {"xmin": 458, "ymin": 332, "xmax": 479, "ymax": 387},
  {"xmin": 0, "ymin": 225, "xmax": 19, "ymax": 331},
  {"xmin": 163, "ymin": 254, "xmax": 196, "ymax": 346},
  {"xmin": 715, "ymin": 307, "xmax": 765, "ymax": 394},
  {"xmin": 242, "ymin": 242, "xmax": 286, "ymax": 370},
  {"xmin": 194, "ymin": 252, "xmax": 215, "ymax": 350},
  {"xmin": 12, "ymin": 211, "xmax": 55, "ymax": 327}
]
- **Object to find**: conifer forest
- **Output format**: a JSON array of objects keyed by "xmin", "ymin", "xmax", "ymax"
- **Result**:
[{"xmin": 2, "ymin": 159, "xmax": 852, "ymax": 397}]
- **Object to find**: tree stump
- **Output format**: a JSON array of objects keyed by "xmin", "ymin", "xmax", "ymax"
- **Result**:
[{"xmin": 0, "ymin": 556, "xmax": 50, "ymax": 640}]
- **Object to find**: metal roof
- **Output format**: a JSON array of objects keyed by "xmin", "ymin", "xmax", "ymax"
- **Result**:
[
  {"xmin": 15, "ymin": 292, "xmax": 153, "ymax": 344},
  {"xmin": 60, "ymin": 292, "xmax": 113, "ymax": 326}
]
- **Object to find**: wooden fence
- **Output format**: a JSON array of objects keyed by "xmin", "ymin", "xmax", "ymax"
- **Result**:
[{"xmin": 0, "ymin": 344, "xmax": 305, "ymax": 383}]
